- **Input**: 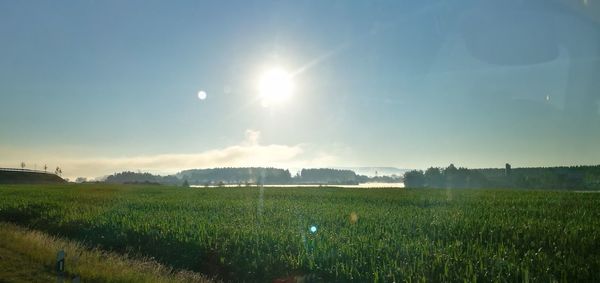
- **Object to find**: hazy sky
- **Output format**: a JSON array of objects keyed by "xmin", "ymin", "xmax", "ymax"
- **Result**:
[{"xmin": 1, "ymin": 0, "xmax": 599, "ymax": 179}]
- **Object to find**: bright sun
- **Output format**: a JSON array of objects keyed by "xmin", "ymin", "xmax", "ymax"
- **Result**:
[{"xmin": 258, "ymin": 67, "xmax": 294, "ymax": 107}]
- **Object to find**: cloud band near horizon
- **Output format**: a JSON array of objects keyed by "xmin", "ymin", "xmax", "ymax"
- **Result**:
[{"xmin": 0, "ymin": 130, "xmax": 340, "ymax": 180}]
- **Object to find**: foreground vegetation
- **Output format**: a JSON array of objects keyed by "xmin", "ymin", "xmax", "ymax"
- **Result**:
[
  {"xmin": 0, "ymin": 222, "xmax": 211, "ymax": 282},
  {"xmin": 0, "ymin": 184, "xmax": 599, "ymax": 282}
]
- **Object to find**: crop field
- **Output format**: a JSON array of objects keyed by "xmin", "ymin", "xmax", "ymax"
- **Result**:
[{"xmin": 0, "ymin": 184, "xmax": 599, "ymax": 282}]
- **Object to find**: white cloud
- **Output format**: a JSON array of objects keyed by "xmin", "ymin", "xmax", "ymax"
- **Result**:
[
  {"xmin": 0, "ymin": 130, "xmax": 349, "ymax": 180},
  {"xmin": 244, "ymin": 129, "xmax": 261, "ymax": 146}
]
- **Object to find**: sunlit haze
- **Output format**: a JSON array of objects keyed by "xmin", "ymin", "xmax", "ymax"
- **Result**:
[{"xmin": 258, "ymin": 67, "xmax": 294, "ymax": 107}]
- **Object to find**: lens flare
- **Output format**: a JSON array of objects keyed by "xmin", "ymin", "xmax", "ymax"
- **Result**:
[{"xmin": 197, "ymin": 90, "xmax": 207, "ymax": 100}]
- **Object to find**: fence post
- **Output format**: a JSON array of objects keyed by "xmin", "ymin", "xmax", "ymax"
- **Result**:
[{"xmin": 56, "ymin": 250, "xmax": 65, "ymax": 282}]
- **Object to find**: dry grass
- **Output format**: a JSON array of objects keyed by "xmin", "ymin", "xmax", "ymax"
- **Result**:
[{"xmin": 0, "ymin": 222, "xmax": 214, "ymax": 283}]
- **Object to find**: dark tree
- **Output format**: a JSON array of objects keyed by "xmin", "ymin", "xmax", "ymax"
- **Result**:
[
  {"xmin": 403, "ymin": 170, "xmax": 425, "ymax": 188},
  {"xmin": 424, "ymin": 167, "xmax": 444, "ymax": 188},
  {"xmin": 444, "ymin": 164, "xmax": 459, "ymax": 188}
]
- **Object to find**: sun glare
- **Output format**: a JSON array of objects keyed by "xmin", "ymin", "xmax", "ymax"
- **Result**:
[{"xmin": 258, "ymin": 67, "xmax": 294, "ymax": 107}]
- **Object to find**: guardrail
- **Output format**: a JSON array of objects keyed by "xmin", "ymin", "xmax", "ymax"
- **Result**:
[{"xmin": 0, "ymin": 167, "xmax": 58, "ymax": 175}]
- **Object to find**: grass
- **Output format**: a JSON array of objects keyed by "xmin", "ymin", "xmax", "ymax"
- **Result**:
[
  {"xmin": 1, "ymin": 184, "xmax": 600, "ymax": 282},
  {"xmin": 0, "ymin": 221, "xmax": 212, "ymax": 283}
]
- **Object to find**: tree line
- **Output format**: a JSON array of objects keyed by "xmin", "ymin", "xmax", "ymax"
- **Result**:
[
  {"xmin": 403, "ymin": 164, "xmax": 600, "ymax": 190},
  {"xmin": 104, "ymin": 171, "xmax": 180, "ymax": 185},
  {"xmin": 101, "ymin": 167, "xmax": 402, "ymax": 186},
  {"xmin": 178, "ymin": 168, "xmax": 293, "ymax": 185}
]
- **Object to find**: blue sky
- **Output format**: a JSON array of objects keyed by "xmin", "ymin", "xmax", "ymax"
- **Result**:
[{"xmin": 1, "ymin": 0, "xmax": 599, "ymax": 179}]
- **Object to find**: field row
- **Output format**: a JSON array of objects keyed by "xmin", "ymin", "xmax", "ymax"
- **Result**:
[{"xmin": 1, "ymin": 184, "xmax": 599, "ymax": 282}]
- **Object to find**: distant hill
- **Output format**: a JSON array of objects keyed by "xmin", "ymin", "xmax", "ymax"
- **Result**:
[{"xmin": 0, "ymin": 169, "xmax": 66, "ymax": 184}]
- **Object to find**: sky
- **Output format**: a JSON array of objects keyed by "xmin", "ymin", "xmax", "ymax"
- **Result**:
[{"xmin": 1, "ymin": 0, "xmax": 600, "ymax": 180}]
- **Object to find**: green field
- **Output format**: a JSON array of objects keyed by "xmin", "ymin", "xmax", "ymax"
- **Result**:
[{"xmin": 1, "ymin": 184, "xmax": 599, "ymax": 282}]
